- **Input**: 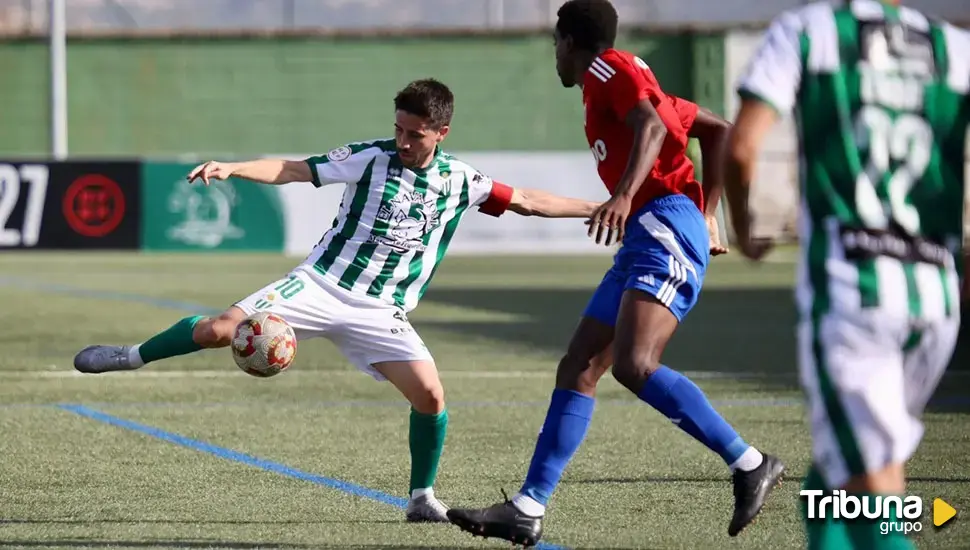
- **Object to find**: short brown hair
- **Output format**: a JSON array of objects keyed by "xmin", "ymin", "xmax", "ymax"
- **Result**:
[{"xmin": 393, "ymin": 79, "xmax": 454, "ymax": 129}]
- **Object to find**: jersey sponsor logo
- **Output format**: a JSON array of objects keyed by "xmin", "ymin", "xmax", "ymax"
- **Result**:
[
  {"xmin": 390, "ymin": 309, "xmax": 413, "ymax": 334},
  {"xmin": 372, "ymin": 191, "xmax": 442, "ymax": 253},
  {"xmin": 838, "ymin": 226, "xmax": 949, "ymax": 267},
  {"xmin": 468, "ymin": 172, "xmax": 489, "ymax": 196},
  {"xmin": 326, "ymin": 146, "xmax": 352, "ymax": 162}
]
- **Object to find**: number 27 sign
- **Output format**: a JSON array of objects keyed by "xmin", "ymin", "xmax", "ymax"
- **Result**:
[{"xmin": 0, "ymin": 161, "xmax": 141, "ymax": 250}]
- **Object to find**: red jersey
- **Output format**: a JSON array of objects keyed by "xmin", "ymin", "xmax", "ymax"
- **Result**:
[{"xmin": 583, "ymin": 48, "xmax": 704, "ymax": 213}]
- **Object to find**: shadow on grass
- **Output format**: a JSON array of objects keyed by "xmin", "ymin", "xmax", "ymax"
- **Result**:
[{"xmin": 421, "ymin": 286, "xmax": 970, "ymax": 410}]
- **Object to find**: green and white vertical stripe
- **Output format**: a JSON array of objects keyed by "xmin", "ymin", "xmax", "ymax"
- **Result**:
[{"xmin": 304, "ymin": 144, "xmax": 493, "ymax": 312}]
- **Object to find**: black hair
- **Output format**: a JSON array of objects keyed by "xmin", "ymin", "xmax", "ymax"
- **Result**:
[
  {"xmin": 555, "ymin": 0, "xmax": 618, "ymax": 52},
  {"xmin": 393, "ymin": 79, "xmax": 454, "ymax": 129}
]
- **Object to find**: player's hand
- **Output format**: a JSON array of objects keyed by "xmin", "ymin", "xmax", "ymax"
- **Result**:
[
  {"xmin": 587, "ymin": 195, "xmax": 632, "ymax": 246},
  {"xmin": 187, "ymin": 161, "xmax": 235, "ymax": 186},
  {"xmin": 706, "ymin": 215, "xmax": 729, "ymax": 256},
  {"xmin": 736, "ymin": 236, "xmax": 775, "ymax": 261}
]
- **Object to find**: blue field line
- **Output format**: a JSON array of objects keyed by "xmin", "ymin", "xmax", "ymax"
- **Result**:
[
  {"xmin": 0, "ymin": 275, "xmax": 221, "ymax": 315},
  {"xmin": 56, "ymin": 404, "xmax": 567, "ymax": 550}
]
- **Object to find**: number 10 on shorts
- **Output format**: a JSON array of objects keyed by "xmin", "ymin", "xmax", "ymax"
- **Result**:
[{"xmin": 253, "ymin": 276, "xmax": 305, "ymax": 310}]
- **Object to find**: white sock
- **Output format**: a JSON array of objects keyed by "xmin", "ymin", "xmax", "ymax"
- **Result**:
[
  {"xmin": 511, "ymin": 493, "xmax": 545, "ymax": 517},
  {"xmin": 128, "ymin": 344, "xmax": 145, "ymax": 368},
  {"xmin": 729, "ymin": 447, "xmax": 764, "ymax": 472},
  {"xmin": 410, "ymin": 487, "xmax": 434, "ymax": 500}
]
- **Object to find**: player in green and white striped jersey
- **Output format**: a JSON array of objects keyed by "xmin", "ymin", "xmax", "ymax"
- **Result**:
[
  {"xmin": 72, "ymin": 79, "xmax": 602, "ymax": 522},
  {"xmin": 723, "ymin": 1, "xmax": 969, "ymax": 547}
]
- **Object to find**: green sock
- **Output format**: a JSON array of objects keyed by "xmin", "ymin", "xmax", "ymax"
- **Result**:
[
  {"xmin": 408, "ymin": 408, "xmax": 448, "ymax": 495},
  {"xmin": 136, "ymin": 316, "xmax": 205, "ymax": 365},
  {"xmin": 844, "ymin": 494, "xmax": 916, "ymax": 550}
]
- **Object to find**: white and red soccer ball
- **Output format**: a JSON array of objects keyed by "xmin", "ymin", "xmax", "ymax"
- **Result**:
[{"xmin": 230, "ymin": 312, "xmax": 297, "ymax": 377}]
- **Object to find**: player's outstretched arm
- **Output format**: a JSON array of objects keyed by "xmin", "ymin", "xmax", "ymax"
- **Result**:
[
  {"xmin": 506, "ymin": 188, "xmax": 600, "ymax": 218},
  {"xmin": 187, "ymin": 159, "xmax": 311, "ymax": 186},
  {"xmin": 724, "ymin": 98, "xmax": 778, "ymax": 260}
]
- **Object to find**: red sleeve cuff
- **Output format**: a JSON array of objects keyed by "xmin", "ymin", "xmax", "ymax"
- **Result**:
[{"xmin": 479, "ymin": 181, "xmax": 513, "ymax": 217}]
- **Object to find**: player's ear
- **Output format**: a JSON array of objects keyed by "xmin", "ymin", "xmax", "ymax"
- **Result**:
[
  {"xmin": 562, "ymin": 34, "xmax": 575, "ymax": 54},
  {"xmin": 436, "ymin": 125, "xmax": 450, "ymax": 142}
]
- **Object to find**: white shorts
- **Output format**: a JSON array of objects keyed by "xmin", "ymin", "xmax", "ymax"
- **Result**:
[
  {"xmin": 798, "ymin": 308, "xmax": 959, "ymax": 489},
  {"xmin": 234, "ymin": 265, "xmax": 433, "ymax": 380}
]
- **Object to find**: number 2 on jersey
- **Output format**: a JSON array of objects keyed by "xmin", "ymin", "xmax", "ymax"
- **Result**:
[{"xmin": 854, "ymin": 106, "xmax": 932, "ymax": 235}]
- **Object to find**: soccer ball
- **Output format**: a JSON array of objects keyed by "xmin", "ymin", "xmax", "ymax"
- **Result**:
[{"xmin": 230, "ymin": 312, "xmax": 297, "ymax": 377}]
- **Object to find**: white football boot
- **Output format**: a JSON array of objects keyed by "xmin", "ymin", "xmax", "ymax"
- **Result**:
[{"xmin": 405, "ymin": 492, "xmax": 450, "ymax": 523}]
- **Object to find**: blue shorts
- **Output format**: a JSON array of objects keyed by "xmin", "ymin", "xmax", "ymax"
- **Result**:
[{"xmin": 583, "ymin": 194, "xmax": 709, "ymax": 325}]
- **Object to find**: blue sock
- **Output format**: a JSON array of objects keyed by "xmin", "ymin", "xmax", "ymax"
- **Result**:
[
  {"xmin": 637, "ymin": 366, "xmax": 750, "ymax": 465},
  {"xmin": 519, "ymin": 389, "xmax": 595, "ymax": 506}
]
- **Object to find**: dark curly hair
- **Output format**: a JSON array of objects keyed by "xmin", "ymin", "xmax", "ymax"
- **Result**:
[
  {"xmin": 556, "ymin": 0, "xmax": 618, "ymax": 52},
  {"xmin": 393, "ymin": 79, "xmax": 454, "ymax": 129}
]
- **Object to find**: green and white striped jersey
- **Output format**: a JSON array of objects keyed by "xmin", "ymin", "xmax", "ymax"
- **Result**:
[
  {"xmin": 301, "ymin": 139, "xmax": 510, "ymax": 313},
  {"xmin": 738, "ymin": 0, "xmax": 970, "ymax": 320}
]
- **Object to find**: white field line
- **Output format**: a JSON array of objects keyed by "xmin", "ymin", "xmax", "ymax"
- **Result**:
[{"xmin": 3, "ymin": 369, "xmax": 967, "ymax": 379}]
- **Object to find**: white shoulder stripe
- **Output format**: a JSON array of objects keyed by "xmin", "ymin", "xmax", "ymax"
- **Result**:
[
  {"xmin": 588, "ymin": 63, "xmax": 610, "ymax": 82},
  {"xmin": 593, "ymin": 57, "xmax": 616, "ymax": 76},
  {"xmin": 588, "ymin": 56, "xmax": 616, "ymax": 82}
]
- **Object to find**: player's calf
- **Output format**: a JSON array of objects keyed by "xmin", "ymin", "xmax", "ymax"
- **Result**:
[
  {"xmin": 74, "ymin": 308, "xmax": 246, "ymax": 374},
  {"xmin": 613, "ymin": 292, "xmax": 783, "ymax": 535},
  {"xmin": 373, "ymin": 360, "xmax": 450, "ymax": 521},
  {"xmin": 192, "ymin": 310, "xmax": 245, "ymax": 348}
]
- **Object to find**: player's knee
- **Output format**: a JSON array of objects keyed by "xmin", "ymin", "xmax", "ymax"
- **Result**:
[
  {"xmin": 611, "ymin": 352, "xmax": 660, "ymax": 392},
  {"xmin": 555, "ymin": 352, "xmax": 610, "ymax": 395},
  {"xmin": 192, "ymin": 317, "xmax": 234, "ymax": 348},
  {"xmin": 410, "ymin": 384, "xmax": 446, "ymax": 415}
]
